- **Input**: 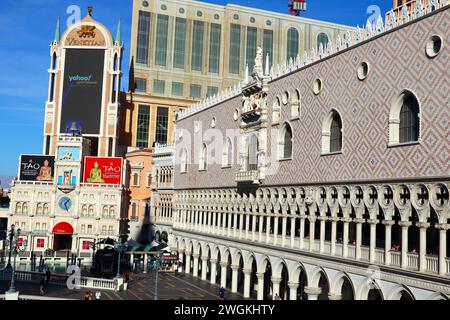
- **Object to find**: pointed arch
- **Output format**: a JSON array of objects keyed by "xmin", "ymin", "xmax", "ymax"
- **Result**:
[
  {"xmin": 322, "ymin": 109, "xmax": 343, "ymax": 154},
  {"xmin": 278, "ymin": 122, "xmax": 293, "ymax": 160}
]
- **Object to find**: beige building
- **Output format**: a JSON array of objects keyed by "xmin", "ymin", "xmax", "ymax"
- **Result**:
[{"xmin": 125, "ymin": 0, "xmax": 354, "ymax": 149}]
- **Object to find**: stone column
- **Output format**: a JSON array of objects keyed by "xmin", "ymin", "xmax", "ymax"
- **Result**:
[
  {"xmin": 437, "ymin": 224, "xmax": 449, "ymax": 276},
  {"xmin": 288, "ymin": 282, "xmax": 299, "ymax": 300},
  {"xmin": 304, "ymin": 287, "xmax": 321, "ymax": 300},
  {"xmin": 231, "ymin": 265, "xmax": 239, "ymax": 293},
  {"xmin": 185, "ymin": 253, "xmax": 191, "ymax": 274},
  {"xmin": 328, "ymin": 294, "xmax": 342, "ymax": 300},
  {"xmin": 290, "ymin": 217, "xmax": 296, "ymax": 248},
  {"xmin": 256, "ymin": 272, "xmax": 265, "ymax": 301},
  {"xmin": 252, "ymin": 215, "xmax": 257, "ymax": 241},
  {"xmin": 258, "ymin": 215, "xmax": 264, "ymax": 242},
  {"xmin": 233, "ymin": 213, "xmax": 238, "ymax": 238},
  {"xmin": 178, "ymin": 251, "xmax": 185, "ymax": 273},
  {"xmin": 299, "ymin": 216, "xmax": 305, "ymax": 250},
  {"xmin": 212, "ymin": 212, "xmax": 217, "ymax": 233},
  {"xmin": 246, "ymin": 214, "xmax": 251, "ymax": 239},
  {"xmin": 210, "ymin": 259, "xmax": 217, "ymax": 284},
  {"xmin": 416, "ymin": 222, "xmax": 430, "ymax": 272},
  {"xmin": 399, "ymin": 221, "xmax": 412, "ymax": 269},
  {"xmin": 201, "ymin": 257, "xmax": 208, "ymax": 280},
  {"xmin": 368, "ymin": 219, "xmax": 378, "ymax": 263},
  {"xmin": 354, "ymin": 218, "xmax": 364, "ymax": 260},
  {"xmin": 240, "ymin": 213, "xmax": 245, "ymax": 238},
  {"xmin": 243, "ymin": 269, "xmax": 252, "ymax": 298},
  {"xmin": 207, "ymin": 212, "xmax": 212, "ymax": 233},
  {"xmin": 228, "ymin": 212, "xmax": 233, "ymax": 237},
  {"xmin": 342, "ymin": 218, "xmax": 351, "ymax": 258},
  {"xmin": 383, "ymin": 220, "xmax": 395, "ymax": 265},
  {"xmin": 266, "ymin": 216, "xmax": 271, "ymax": 244},
  {"xmin": 193, "ymin": 254, "xmax": 200, "ymax": 277},
  {"xmin": 281, "ymin": 217, "xmax": 287, "ymax": 247},
  {"xmin": 143, "ymin": 254, "xmax": 148, "ymax": 273},
  {"xmin": 331, "ymin": 217, "xmax": 338, "ymax": 255},
  {"xmin": 309, "ymin": 216, "xmax": 317, "ymax": 252},
  {"xmin": 273, "ymin": 217, "xmax": 279, "ymax": 246},
  {"xmin": 220, "ymin": 262, "xmax": 228, "ymax": 288},
  {"xmin": 222, "ymin": 212, "xmax": 227, "ymax": 235},
  {"xmin": 319, "ymin": 217, "xmax": 326, "ymax": 253},
  {"xmin": 271, "ymin": 277, "xmax": 281, "ymax": 300},
  {"xmin": 194, "ymin": 211, "xmax": 199, "ymax": 231}
]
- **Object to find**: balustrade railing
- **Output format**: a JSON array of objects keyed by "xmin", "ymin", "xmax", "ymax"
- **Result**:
[
  {"xmin": 361, "ymin": 247, "xmax": 370, "ymax": 262},
  {"xmin": 1, "ymin": 270, "xmax": 121, "ymax": 291},
  {"xmin": 391, "ymin": 251, "xmax": 401, "ymax": 267},
  {"xmin": 425, "ymin": 255, "xmax": 438, "ymax": 273},
  {"xmin": 375, "ymin": 249, "xmax": 385, "ymax": 264},
  {"xmin": 407, "ymin": 253, "xmax": 419, "ymax": 270}
]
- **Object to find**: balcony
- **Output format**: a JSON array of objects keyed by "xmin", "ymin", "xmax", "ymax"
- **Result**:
[{"xmin": 235, "ymin": 170, "xmax": 261, "ymax": 185}]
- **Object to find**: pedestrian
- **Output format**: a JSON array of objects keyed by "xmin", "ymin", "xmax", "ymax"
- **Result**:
[
  {"xmin": 89, "ymin": 291, "xmax": 93, "ymax": 300},
  {"xmin": 95, "ymin": 290, "xmax": 102, "ymax": 300},
  {"xmin": 84, "ymin": 291, "xmax": 90, "ymax": 301},
  {"xmin": 124, "ymin": 270, "xmax": 130, "ymax": 283},
  {"xmin": 45, "ymin": 268, "xmax": 52, "ymax": 284},
  {"xmin": 274, "ymin": 293, "xmax": 281, "ymax": 300},
  {"xmin": 39, "ymin": 278, "xmax": 45, "ymax": 295},
  {"xmin": 219, "ymin": 287, "xmax": 225, "ymax": 300}
]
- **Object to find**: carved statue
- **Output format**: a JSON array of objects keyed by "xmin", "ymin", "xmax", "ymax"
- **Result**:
[
  {"xmin": 250, "ymin": 92, "xmax": 261, "ymax": 110},
  {"xmin": 77, "ymin": 25, "xmax": 96, "ymax": 38},
  {"xmin": 252, "ymin": 47, "xmax": 264, "ymax": 79}
]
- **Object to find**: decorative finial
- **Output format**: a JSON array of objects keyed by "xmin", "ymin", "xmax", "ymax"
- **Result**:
[{"xmin": 88, "ymin": 6, "xmax": 93, "ymax": 16}]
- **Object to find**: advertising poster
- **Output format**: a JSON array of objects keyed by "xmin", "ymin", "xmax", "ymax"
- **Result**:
[
  {"xmin": 60, "ymin": 49, "xmax": 105, "ymax": 135},
  {"xmin": 83, "ymin": 157, "xmax": 123, "ymax": 185},
  {"xmin": 58, "ymin": 147, "xmax": 81, "ymax": 162},
  {"xmin": 19, "ymin": 155, "xmax": 55, "ymax": 182}
]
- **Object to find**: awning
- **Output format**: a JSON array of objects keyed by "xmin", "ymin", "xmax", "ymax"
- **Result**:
[{"xmin": 52, "ymin": 222, "xmax": 74, "ymax": 235}]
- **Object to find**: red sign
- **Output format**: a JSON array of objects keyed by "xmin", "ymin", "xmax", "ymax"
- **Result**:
[
  {"xmin": 83, "ymin": 157, "xmax": 123, "ymax": 185},
  {"xmin": 52, "ymin": 222, "xmax": 74, "ymax": 235}
]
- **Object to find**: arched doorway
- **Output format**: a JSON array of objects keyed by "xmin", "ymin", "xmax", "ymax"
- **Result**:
[
  {"xmin": 236, "ymin": 254, "xmax": 245, "ymax": 294},
  {"xmin": 279, "ymin": 264, "xmax": 289, "ymax": 300},
  {"xmin": 52, "ymin": 222, "xmax": 74, "ymax": 251},
  {"xmin": 367, "ymin": 287, "xmax": 383, "ymax": 300},
  {"xmin": 341, "ymin": 277, "xmax": 354, "ymax": 300},
  {"xmin": 297, "ymin": 268, "xmax": 308, "ymax": 300},
  {"xmin": 263, "ymin": 260, "xmax": 273, "ymax": 300},
  {"xmin": 318, "ymin": 272, "xmax": 330, "ymax": 300}
]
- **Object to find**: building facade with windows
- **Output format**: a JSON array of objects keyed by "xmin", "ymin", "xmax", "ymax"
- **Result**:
[
  {"xmin": 149, "ymin": 144, "xmax": 175, "ymax": 243},
  {"xmin": 125, "ymin": 0, "xmax": 354, "ymax": 149},
  {"xmin": 170, "ymin": 4, "xmax": 450, "ymax": 300},
  {"xmin": 124, "ymin": 147, "xmax": 153, "ymax": 243},
  {"xmin": 7, "ymin": 11, "xmax": 129, "ymax": 259}
]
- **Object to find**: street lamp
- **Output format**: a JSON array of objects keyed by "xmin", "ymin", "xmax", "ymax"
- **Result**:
[
  {"xmin": 114, "ymin": 237, "xmax": 126, "ymax": 278},
  {"xmin": 153, "ymin": 251, "xmax": 165, "ymax": 301},
  {"xmin": 7, "ymin": 225, "xmax": 23, "ymax": 293},
  {"xmin": 5, "ymin": 225, "xmax": 16, "ymax": 269}
]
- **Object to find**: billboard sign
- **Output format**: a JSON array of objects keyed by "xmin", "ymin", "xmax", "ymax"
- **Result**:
[
  {"xmin": 19, "ymin": 155, "xmax": 55, "ymax": 182},
  {"xmin": 60, "ymin": 48, "xmax": 105, "ymax": 135},
  {"xmin": 58, "ymin": 147, "xmax": 81, "ymax": 162},
  {"xmin": 83, "ymin": 157, "xmax": 123, "ymax": 185}
]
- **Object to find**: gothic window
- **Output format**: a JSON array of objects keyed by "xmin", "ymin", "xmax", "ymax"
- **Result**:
[
  {"xmin": 317, "ymin": 32, "xmax": 329, "ymax": 51},
  {"xmin": 322, "ymin": 110, "xmax": 343, "ymax": 154},
  {"xmin": 291, "ymin": 89, "xmax": 301, "ymax": 119},
  {"xmin": 248, "ymin": 134, "xmax": 259, "ymax": 171},
  {"xmin": 399, "ymin": 94, "xmax": 420, "ymax": 143},
  {"xmin": 199, "ymin": 143, "xmax": 207, "ymax": 171},
  {"xmin": 223, "ymin": 138, "xmax": 233, "ymax": 167},
  {"xmin": 389, "ymin": 90, "xmax": 421, "ymax": 145},
  {"xmin": 272, "ymin": 96, "xmax": 281, "ymax": 124},
  {"xmin": 278, "ymin": 123, "xmax": 293, "ymax": 160},
  {"xmin": 180, "ymin": 148, "xmax": 188, "ymax": 173},
  {"xmin": 43, "ymin": 204, "xmax": 49, "ymax": 215}
]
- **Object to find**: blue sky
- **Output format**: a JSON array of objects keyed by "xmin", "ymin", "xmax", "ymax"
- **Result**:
[{"xmin": 0, "ymin": 0, "xmax": 392, "ymax": 176}]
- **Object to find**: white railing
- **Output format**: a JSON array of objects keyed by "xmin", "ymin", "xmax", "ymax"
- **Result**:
[
  {"xmin": 391, "ymin": 251, "xmax": 401, "ymax": 267},
  {"xmin": 347, "ymin": 245, "xmax": 356, "ymax": 259},
  {"xmin": 375, "ymin": 249, "xmax": 385, "ymax": 264},
  {"xmin": 407, "ymin": 253, "xmax": 419, "ymax": 270},
  {"xmin": 175, "ymin": 0, "xmax": 448, "ymax": 122},
  {"xmin": 235, "ymin": 170, "xmax": 260, "ymax": 183},
  {"xmin": 2, "ymin": 270, "xmax": 122, "ymax": 291},
  {"xmin": 446, "ymin": 258, "xmax": 450, "ymax": 275},
  {"xmin": 80, "ymin": 183, "xmax": 120, "ymax": 189},
  {"xmin": 425, "ymin": 255, "xmax": 439, "ymax": 273},
  {"xmin": 361, "ymin": 246, "xmax": 370, "ymax": 261}
]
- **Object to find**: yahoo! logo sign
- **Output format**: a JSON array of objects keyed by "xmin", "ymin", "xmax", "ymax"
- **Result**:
[{"xmin": 69, "ymin": 75, "xmax": 93, "ymax": 82}]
